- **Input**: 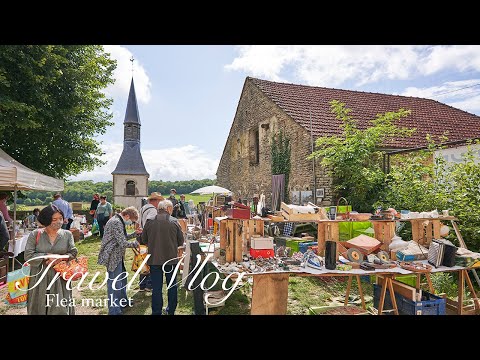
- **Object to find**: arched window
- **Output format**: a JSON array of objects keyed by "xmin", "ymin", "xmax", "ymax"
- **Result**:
[{"xmin": 126, "ymin": 180, "xmax": 136, "ymax": 196}]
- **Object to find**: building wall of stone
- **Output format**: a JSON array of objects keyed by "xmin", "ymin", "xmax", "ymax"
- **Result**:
[
  {"xmin": 112, "ymin": 174, "xmax": 149, "ymax": 210},
  {"xmin": 216, "ymin": 79, "xmax": 334, "ymax": 207}
]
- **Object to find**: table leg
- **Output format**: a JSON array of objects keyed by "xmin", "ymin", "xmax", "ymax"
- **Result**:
[
  {"xmin": 464, "ymin": 269, "xmax": 480, "ymax": 312},
  {"xmin": 457, "ymin": 269, "xmax": 465, "ymax": 315},
  {"xmin": 425, "ymin": 273, "xmax": 435, "ymax": 294},
  {"xmin": 344, "ymin": 276, "xmax": 353, "ymax": 306},
  {"xmin": 377, "ymin": 277, "xmax": 388, "ymax": 315},
  {"xmin": 386, "ymin": 277, "xmax": 399, "ymax": 315},
  {"xmin": 355, "ymin": 275, "xmax": 366, "ymax": 310},
  {"xmin": 251, "ymin": 273, "xmax": 289, "ymax": 315},
  {"xmin": 416, "ymin": 274, "xmax": 420, "ymax": 290}
]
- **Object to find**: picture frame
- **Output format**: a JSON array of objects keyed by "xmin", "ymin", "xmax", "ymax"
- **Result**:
[
  {"xmin": 300, "ymin": 191, "xmax": 313, "ymax": 205},
  {"xmin": 290, "ymin": 191, "xmax": 300, "ymax": 205},
  {"xmin": 316, "ymin": 188, "xmax": 325, "ymax": 198}
]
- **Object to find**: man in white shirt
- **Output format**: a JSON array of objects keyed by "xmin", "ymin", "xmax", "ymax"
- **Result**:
[{"xmin": 138, "ymin": 192, "xmax": 164, "ymax": 291}]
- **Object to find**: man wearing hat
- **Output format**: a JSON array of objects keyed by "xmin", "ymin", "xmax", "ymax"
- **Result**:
[{"xmin": 137, "ymin": 192, "xmax": 164, "ymax": 291}]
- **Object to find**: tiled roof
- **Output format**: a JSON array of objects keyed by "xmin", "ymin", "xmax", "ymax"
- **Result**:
[
  {"xmin": 111, "ymin": 141, "xmax": 149, "ymax": 175},
  {"xmin": 250, "ymin": 77, "xmax": 480, "ymax": 148}
]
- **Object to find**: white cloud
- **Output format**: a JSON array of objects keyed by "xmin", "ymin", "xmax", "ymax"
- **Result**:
[
  {"xmin": 225, "ymin": 45, "xmax": 480, "ymax": 87},
  {"xmin": 69, "ymin": 143, "xmax": 219, "ymax": 182},
  {"xmin": 401, "ymin": 79, "xmax": 480, "ymax": 113},
  {"xmin": 103, "ymin": 45, "xmax": 152, "ymax": 104}
]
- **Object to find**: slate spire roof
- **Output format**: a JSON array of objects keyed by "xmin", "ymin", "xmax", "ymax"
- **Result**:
[{"xmin": 112, "ymin": 77, "xmax": 149, "ymax": 176}]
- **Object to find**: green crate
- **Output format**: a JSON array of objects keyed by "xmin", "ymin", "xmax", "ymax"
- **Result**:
[{"xmin": 286, "ymin": 238, "xmax": 309, "ymax": 253}]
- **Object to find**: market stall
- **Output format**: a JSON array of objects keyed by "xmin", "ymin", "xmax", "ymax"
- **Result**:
[
  {"xmin": 210, "ymin": 207, "xmax": 480, "ymax": 315},
  {"xmin": 0, "ymin": 148, "xmax": 64, "ymax": 270}
]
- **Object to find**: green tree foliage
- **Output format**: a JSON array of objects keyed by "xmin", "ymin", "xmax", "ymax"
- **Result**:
[
  {"xmin": 271, "ymin": 130, "xmax": 291, "ymax": 202},
  {"xmin": 308, "ymin": 100, "xmax": 413, "ymax": 212},
  {"xmin": 23, "ymin": 198, "xmax": 32, "ymax": 206},
  {"xmin": 378, "ymin": 140, "xmax": 480, "ymax": 251},
  {"xmin": 148, "ymin": 179, "xmax": 215, "ymax": 195},
  {"xmin": 0, "ymin": 45, "xmax": 116, "ymax": 179}
]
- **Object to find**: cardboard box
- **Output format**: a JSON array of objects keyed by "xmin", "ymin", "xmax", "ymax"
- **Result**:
[{"xmin": 251, "ymin": 236, "xmax": 274, "ymax": 249}]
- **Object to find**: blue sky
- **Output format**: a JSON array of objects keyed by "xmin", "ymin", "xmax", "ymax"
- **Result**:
[{"xmin": 70, "ymin": 45, "xmax": 480, "ymax": 182}]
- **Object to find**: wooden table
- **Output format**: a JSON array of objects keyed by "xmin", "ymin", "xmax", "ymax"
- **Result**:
[{"xmin": 248, "ymin": 265, "xmax": 480, "ymax": 315}]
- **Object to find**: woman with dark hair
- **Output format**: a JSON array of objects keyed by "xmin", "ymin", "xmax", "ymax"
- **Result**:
[
  {"xmin": 95, "ymin": 195, "xmax": 113, "ymax": 238},
  {"xmin": 24, "ymin": 205, "xmax": 78, "ymax": 315}
]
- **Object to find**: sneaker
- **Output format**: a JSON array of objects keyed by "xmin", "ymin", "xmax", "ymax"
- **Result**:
[{"xmin": 162, "ymin": 307, "xmax": 168, "ymax": 315}]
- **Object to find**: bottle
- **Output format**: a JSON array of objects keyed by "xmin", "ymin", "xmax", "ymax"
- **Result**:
[{"xmin": 325, "ymin": 240, "xmax": 337, "ymax": 270}]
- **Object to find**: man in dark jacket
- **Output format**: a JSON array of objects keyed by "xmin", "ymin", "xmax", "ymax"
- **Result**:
[{"xmin": 141, "ymin": 199, "xmax": 184, "ymax": 315}]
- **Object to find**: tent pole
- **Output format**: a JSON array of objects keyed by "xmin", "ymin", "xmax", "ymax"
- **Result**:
[{"xmin": 11, "ymin": 186, "xmax": 17, "ymax": 271}]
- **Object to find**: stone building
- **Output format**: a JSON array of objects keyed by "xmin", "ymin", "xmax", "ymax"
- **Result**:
[
  {"xmin": 112, "ymin": 78, "xmax": 149, "ymax": 210},
  {"xmin": 216, "ymin": 77, "xmax": 480, "ymax": 207}
]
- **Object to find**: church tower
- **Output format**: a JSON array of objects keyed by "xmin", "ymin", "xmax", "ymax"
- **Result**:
[{"xmin": 112, "ymin": 77, "xmax": 149, "ymax": 210}]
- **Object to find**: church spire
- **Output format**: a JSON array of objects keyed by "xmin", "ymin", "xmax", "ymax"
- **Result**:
[{"xmin": 112, "ymin": 76, "xmax": 149, "ymax": 176}]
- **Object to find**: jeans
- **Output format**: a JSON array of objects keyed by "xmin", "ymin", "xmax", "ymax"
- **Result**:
[
  {"xmin": 150, "ymin": 264, "xmax": 178, "ymax": 315},
  {"xmin": 107, "ymin": 261, "xmax": 128, "ymax": 315},
  {"xmin": 139, "ymin": 273, "xmax": 152, "ymax": 290},
  {"xmin": 98, "ymin": 214, "xmax": 108, "ymax": 237}
]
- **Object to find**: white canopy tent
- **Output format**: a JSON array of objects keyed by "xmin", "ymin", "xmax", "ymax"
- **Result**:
[{"xmin": 0, "ymin": 148, "xmax": 64, "ymax": 269}]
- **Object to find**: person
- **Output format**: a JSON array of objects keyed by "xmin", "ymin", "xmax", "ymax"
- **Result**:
[
  {"xmin": 24, "ymin": 205, "xmax": 78, "ymax": 315},
  {"xmin": 0, "ymin": 192, "xmax": 13, "ymax": 225},
  {"xmin": 95, "ymin": 195, "xmax": 113, "ymax": 238},
  {"xmin": 97, "ymin": 206, "xmax": 141, "ymax": 315},
  {"xmin": 89, "ymin": 193, "xmax": 100, "ymax": 223},
  {"xmin": 0, "ymin": 211, "xmax": 9, "ymax": 251},
  {"xmin": 52, "ymin": 194, "xmax": 73, "ymax": 230},
  {"xmin": 26, "ymin": 208, "xmax": 40, "ymax": 228},
  {"xmin": 176, "ymin": 194, "xmax": 188, "ymax": 219},
  {"xmin": 141, "ymin": 199, "xmax": 184, "ymax": 315},
  {"xmin": 138, "ymin": 192, "xmax": 165, "ymax": 292},
  {"xmin": 169, "ymin": 189, "xmax": 179, "ymax": 218}
]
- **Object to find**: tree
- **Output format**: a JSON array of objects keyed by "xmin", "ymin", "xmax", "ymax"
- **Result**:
[
  {"xmin": 34, "ymin": 198, "xmax": 43, "ymax": 206},
  {"xmin": 308, "ymin": 100, "xmax": 413, "ymax": 212},
  {"xmin": 24, "ymin": 198, "xmax": 32, "ymax": 206},
  {"xmin": 0, "ymin": 45, "xmax": 116, "ymax": 179}
]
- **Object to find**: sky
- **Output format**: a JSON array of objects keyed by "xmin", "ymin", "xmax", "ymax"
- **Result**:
[{"xmin": 70, "ymin": 45, "xmax": 480, "ymax": 183}]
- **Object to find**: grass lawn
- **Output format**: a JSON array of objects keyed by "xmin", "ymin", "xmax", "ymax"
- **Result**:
[{"xmin": 71, "ymin": 235, "xmax": 375, "ymax": 315}]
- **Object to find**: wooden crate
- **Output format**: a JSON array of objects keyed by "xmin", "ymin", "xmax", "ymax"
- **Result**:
[{"xmin": 410, "ymin": 219, "xmax": 441, "ymax": 247}]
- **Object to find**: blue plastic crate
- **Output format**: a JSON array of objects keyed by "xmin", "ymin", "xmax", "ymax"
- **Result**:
[
  {"xmin": 373, "ymin": 284, "xmax": 446, "ymax": 315},
  {"xmin": 298, "ymin": 242, "xmax": 318, "ymax": 253}
]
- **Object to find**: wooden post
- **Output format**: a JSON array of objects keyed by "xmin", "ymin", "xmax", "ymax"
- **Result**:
[
  {"xmin": 242, "ymin": 220, "xmax": 250, "ymax": 256},
  {"xmin": 425, "ymin": 273, "xmax": 435, "ymax": 294},
  {"xmin": 425, "ymin": 221, "xmax": 433, "ymax": 246},
  {"xmin": 234, "ymin": 220, "xmax": 243, "ymax": 263},
  {"xmin": 411, "ymin": 220, "xmax": 420, "ymax": 244},
  {"xmin": 251, "ymin": 273, "xmax": 289, "ymax": 315},
  {"xmin": 464, "ymin": 270, "xmax": 480, "ymax": 312},
  {"xmin": 356, "ymin": 275, "xmax": 366, "ymax": 310},
  {"xmin": 386, "ymin": 277, "xmax": 399, "ymax": 315},
  {"xmin": 433, "ymin": 220, "xmax": 441, "ymax": 239},
  {"xmin": 458, "ymin": 269, "xmax": 465, "ymax": 315},
  {"xmin": 226, "ymin": 220, "xmax": 235, "ymax": 263},
  {"xmin": 219, "ymin": 220, "xmax": 227, "ymax": 264},
  {"xmin": 317, "ymin": 222, "xmax": 326, "ymax": 256},
  {"xmin": 378, "ymin": 277, "xmax": 389, "ymax": 315},
  {"xmin": 331, "ymin": 222, "xmax": 340, "ymax": 261},
  {"xmin": 344, "ymin": 276, "xmax": 353, "ymax": 306}
]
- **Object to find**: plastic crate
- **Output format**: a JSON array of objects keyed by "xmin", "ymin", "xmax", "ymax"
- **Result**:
[
  {"xmin": 299, "ymin": 242, "xmax": 318, "ymax": 253},
  {"xmin": 373, "ymin": 284, "xmax": 446, "ymax": 315}
]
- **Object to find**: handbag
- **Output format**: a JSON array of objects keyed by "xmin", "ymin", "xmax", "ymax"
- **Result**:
[
  {"xmin": 5, "ymin": 265, "xmax": 30, "ymax": 305},
  {"xmin": 131, "ymin": 245, "xmax": 150, "ymax": 275},
  {"xmin": 36, "ymin": 229, "xmax": 88, "ymax": 281}
]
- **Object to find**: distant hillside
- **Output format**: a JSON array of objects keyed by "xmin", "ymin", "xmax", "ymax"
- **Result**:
[{"xmin": 13, "ymin": 179, "xmax": 216, "ymax": 206}]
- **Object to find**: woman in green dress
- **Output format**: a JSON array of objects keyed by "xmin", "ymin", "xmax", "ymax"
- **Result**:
[{"xmin": 24, "ymin": 204, "xmax": 78, "ymax": 315}]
